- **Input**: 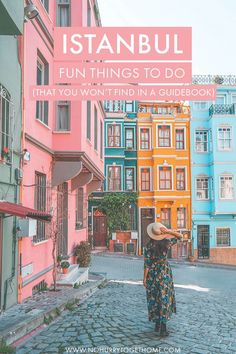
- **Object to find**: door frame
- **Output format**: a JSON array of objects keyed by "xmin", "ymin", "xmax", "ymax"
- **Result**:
[
  {"xmin": 197, "ymin": 225, "xmax": 210, "ymax": 259},
  {"xmin": 139, "ymin": 207, "xmax": 156, "ymax": 253},
  {"xmin": 92, "ymin": 208, "xmax": 108, "ymax": 247}
]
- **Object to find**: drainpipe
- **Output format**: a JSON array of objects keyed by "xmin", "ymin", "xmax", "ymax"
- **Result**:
[{"xmin": 17, "ymin": 33, "xmax": 25, "ymax": 304}]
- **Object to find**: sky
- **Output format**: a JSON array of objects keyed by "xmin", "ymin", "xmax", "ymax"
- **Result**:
[{"xmin": 97, "ymin": 0, "xmax": 236, "ymax": 75}]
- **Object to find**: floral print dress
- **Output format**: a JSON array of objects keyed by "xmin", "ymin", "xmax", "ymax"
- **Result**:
[{"xmin": 144, "ymin": 238, "xmax": 177, "ymax": 324}]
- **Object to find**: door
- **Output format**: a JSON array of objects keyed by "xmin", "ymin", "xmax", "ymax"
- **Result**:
[
  {"xmin": 57, "ymin": 182, "xmax": 68, "ymax": 256},
  {"xmin": 93, "ymin": 210, "xmax": 107, "ymax": 247},
  {"xmin": 197, "ymin": 225, "xmax": 210, "ymax": 259},
  {"xmin": 141, "ymin": 208, "xmax": 155, "ymax": 250}
]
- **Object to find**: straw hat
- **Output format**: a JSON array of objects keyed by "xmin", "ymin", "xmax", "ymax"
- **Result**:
[{"xmin": 147, "ymin": 222, "xmax": 173, "ymax": 241}]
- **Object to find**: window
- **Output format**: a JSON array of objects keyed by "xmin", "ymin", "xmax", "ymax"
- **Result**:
[
  {"xmin": 195, "ymin": 130, "xmax": 208, "ymax": 152},
  {"xmin": 108, "ymin": 124, "xmax": 121, "ymax": 147},
  {"xmin": 159, "ymin": 167, "xmax": 172, "ymax": 190},
  {"xmin": 125, "ymin": 101, "xmax": 134, "ymax": 113},
  {"xmin": 175, "ymin": 129, "xmax": 185, "ymax": 150},
  {"xmin": 56, "ymin": 101, "xmax": 70, "ymax": 130},
  {"xmin": 0, "ymin": 85, "xmax": 12, "ymax": 162},
  {"xmin": 41, "ymin": 0, "xmax": 49, "ymax": 12},
  {"xmin": 100, "ymin": 121, "xmax": 103, "ymax": 159},
  {"xmin": 158, "ymin": 125, "xmax": 171, "ymax": 147},
  {"xmin": 108, "ymin": 166, "xmax": 121, "ymax": 191},
  {"xmin": 87, "ymin": 0, "xmax": 91, "ymax": 26},
  {"xmin": 196, "ymin": 177, "xmax": 209, "ymax": 200},
  {"xmin": 220, "ymin": 175, "xmax": 234, "ymax": 199},
  {"xmin": 140, "ymin": 128, "xmax": 150, "ymax": 150},
  {"xmin": 86, "ymin": 101, "xmax": 91, "ymax": 140},
  {"xmin": 232, "ymin": 95, "xmax": 236, "ymax": 104},
  {"xmin": 125, "ymin": 168, "xmax": 135, "ymax": 191},
  {"xmin": 94, "ymin": 106, "xmax": 98, "ymax": 150},
  {"xmin": 216, "ymin": 228, "xmax": 230, "ymax": 247},
  {"xmin": 36, "ymin": 53, "xmax": 49, "ymax": 125},
  {"xmin": 193, "ymin": 102, "xmax": 208, "ymax": 110},
  {"xmin": 161, "ymin": 208, "xmax": 171, "ymax": 228},
  {"xmin": 177, "ymin": 208, "xmax": 186, "ymax": 228},
  {"xmin": 34, "ymin": 172, "xmax": 47, "ymax": 243},
  {"xmin": 216, "ymin": 95, "xmax": 225, "ymax": 104},
  {"xmin": 75, "ymin": 188, "xmax": 84, "ymax": 229},
  {"xmin": 125, "ymin": 128, "xmax": 134, "ymax": 149},
  {"xmin": 141, "ymin": 168, "xmax": 151, "ymax": 191},
  {"xmin": 128, "ymin": 207, "xmax": 135, "ymax": 230},
  {"xmin": 57, "ymin": 0, "xmax": 70, "ymax": 26},
  {"xmin": 217, "ymin": 127, "xmax": 232, "ymax": 150},
  {"xmin": 176, "ymin": 168, "xmax": 186, "ymax": 190}
]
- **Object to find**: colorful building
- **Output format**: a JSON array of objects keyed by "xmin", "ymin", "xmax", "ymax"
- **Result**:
[
  {"xmin": 0, "ymin": 0, "xmax": 24, "ymax": 310},
  {"xmin": 89, "ymin": 100, "xmax": 138, "ymax": 251},
  {"xmin": 191, "ymin": 76, "xmax": 236, "ymax": 265},
  {"xmin": 137, "ymin": 102, "xmax": 192, "ymax": 257},
  {"xmin": 19, "ymin": 0, "xmax": 105, "ymax": 301}
]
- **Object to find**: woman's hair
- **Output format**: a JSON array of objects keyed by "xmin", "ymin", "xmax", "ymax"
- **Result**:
[{"xmin": 150, "ymin": 238, "xmax": 171, "ymax": 257}]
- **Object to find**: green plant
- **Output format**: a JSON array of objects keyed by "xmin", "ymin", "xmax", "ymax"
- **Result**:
[
  {"xmin": 97, "ymin": 192, "xmax": 137, "ymax": 236},
  {"xmin": 73, "ymin": 282, "xmax": 81, "ymax": 289},
  {"xmin": 60, "ymin": 260, "xmax": 70, "ymax": 269},
  {"xmin": 44, "ymin": 314, "xmax": 53, "ymax": 325},
  {"xmin": 65, "ymin": 301, "xmax": 75, "ymax": 311},
  {"xmin": 55, "ymin": 307, "xmax": 61, "ymax": 316},
  {"xmin": 57, "ymin": 254, "xmax": 63, "ymax": 263},
  {"xmin": 76, "ymin": 241, "xmax": 91, "ymax": 267},
  {"xmin": 0, "ymin": 341, "xmax": 15, "ymax": 354}
]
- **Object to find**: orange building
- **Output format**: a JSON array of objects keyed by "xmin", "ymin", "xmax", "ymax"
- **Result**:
[{"xmin": 137, "ymin": 102, "xmax": 192, "ymax": 258}]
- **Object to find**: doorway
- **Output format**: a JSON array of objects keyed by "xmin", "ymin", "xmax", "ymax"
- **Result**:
[
  {"xmin": 57, "ymin": 182, "xmax": 68, "ymax": 256},
  {"xmin": 93, "ymin": 210, "xmax": 107, "ymax": 247},
  {"xmin": 197, "ymin": 225, "xmax": 210, "ymax": 259}
]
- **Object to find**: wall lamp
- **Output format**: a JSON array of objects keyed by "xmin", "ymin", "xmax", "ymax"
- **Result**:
[{"xmin": 24, "ymin": 4, "xmax": 39, "ymax": 21}]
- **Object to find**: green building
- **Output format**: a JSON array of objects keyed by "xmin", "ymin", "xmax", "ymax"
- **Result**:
[{"xmin": 0, "ymin": 0, "xmax": 23, "ymax": 310}]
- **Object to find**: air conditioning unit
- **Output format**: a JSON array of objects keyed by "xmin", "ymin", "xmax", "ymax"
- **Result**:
[{"xmin": 18, "ymin": 218, "xmax": 37, "ymax": 237}]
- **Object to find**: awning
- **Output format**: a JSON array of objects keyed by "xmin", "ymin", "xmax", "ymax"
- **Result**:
[{"xmin": 0, "ymin": 201, "xmax": 52, "ymax": 222}]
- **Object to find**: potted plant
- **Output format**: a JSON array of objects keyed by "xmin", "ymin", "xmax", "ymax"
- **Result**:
[
  {"xmin": 76, "ymin": 241, "xmax": 91, "ymax": 267},
  {"xmin": 61, "ymin": 260, "xmax": 70, "ymax": 274},
  {"xmin": 72, "ymin": 243, "xmax": 80, "ymax": 264},
  {"xmin": 57, "ymin": 254, "xmax": 63, "ymax": 267},
  {"xmin": 2, "ymin": 147, "xmax": 10, "ymax": 162}
]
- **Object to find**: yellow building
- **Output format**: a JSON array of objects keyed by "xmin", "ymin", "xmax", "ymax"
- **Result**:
[{"xmin": 137, "ymin": 102, "xmax": 191, "ymax": 257}]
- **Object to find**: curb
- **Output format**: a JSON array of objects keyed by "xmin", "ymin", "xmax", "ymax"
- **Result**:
[
  {"xmin": 93, "ymin": 252, "xmax": 236, "ymax": 270},
  {"xmin": 0, "ymin": 273, "xmax": 107, "ymax": 346}
]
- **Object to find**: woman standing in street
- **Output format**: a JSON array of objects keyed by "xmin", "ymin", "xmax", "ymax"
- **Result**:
[{"xmin": 143, "ymin": 222, "xmax": 182, "ymax": 337}]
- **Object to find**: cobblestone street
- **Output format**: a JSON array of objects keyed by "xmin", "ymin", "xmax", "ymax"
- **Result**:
[{"xmin": 16, "ymin": 255, "xmax": 236, "ymax": 354}]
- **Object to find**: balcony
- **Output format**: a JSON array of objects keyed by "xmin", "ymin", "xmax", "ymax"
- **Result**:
[
  {"xmin": 104, "ymin": 100, "xmax": 124, "ymax": 113},
  {"xmin": 192, "ymin": 75, "xmax": 236, "ymax": 85},
  {"xmin": 138, "ymin": 103, "xmax": 190, "ymax": 116},
  {"xmin": 209, "ymin": 104, "xmax": 236, "ymax": 116}
]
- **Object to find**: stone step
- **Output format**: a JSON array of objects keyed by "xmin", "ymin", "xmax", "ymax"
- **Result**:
[{"xmin": 57, "ymin": 266, "xmax": 89, "ymax": 287}]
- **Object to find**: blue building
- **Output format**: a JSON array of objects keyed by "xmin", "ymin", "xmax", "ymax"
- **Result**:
[
  {"xmin": 88, "ymin": 100, "xmax": 138, "ymax": 250},
  {"xmin": 191, "ymin": 76, "xmax": 236, "ymax": 264}
]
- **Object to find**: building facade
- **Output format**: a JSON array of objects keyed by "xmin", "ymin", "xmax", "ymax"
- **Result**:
[
  {"xmin": 0, "ymin": 0, "xmax": 23, "ymax": 311},
  {"xmin": 89, "ymin": 100, "xmax": 138, "ymax": 250},
  {"xmin": 20, "ymin": 0, "xmax": 105, "ymax": 301},
  {"xmin": 137, "ymin": 102, "xmax": 192, "ymax": 257},
  {"xmin": 191, "ymin": 78, "xmax": 236, "ymax": 265}
]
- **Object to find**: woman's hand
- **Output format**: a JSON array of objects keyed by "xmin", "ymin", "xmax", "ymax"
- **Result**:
[{"xmin": 143, "ymin": 278, "xmax": 147, "ymax": 288}]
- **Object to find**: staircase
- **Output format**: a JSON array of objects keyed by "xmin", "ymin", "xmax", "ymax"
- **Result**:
[{"xmin": 56, "ymin": 265, "xmax": 89, "ymax": 287}]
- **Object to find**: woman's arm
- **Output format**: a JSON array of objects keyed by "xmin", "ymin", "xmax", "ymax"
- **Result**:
[
  {"xmin": 143, "ymin": 268, "xmax": 149, "ymax": 288},
  {"xmin": 160, "ymin": 227, "xmax": 182, "ymax": 239}
]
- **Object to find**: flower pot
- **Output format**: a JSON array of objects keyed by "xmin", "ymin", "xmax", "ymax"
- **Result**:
[{"xmin": 62, "ymin": 267, "xmax": 69, "ymax": 274}]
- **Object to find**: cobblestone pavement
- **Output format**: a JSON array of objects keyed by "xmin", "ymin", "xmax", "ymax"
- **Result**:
[{"xmin": 16, "ymin": 255, "xmax": 236, "ymax": 354}]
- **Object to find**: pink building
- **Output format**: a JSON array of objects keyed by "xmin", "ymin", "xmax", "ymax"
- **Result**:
[{"xmin": 20, "ymin": 0, "xmax": 104, "ymax": 301}]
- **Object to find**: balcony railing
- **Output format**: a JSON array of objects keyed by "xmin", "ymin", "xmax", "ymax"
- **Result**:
[
  {"xmin": 138, "ymin": 103, "xmax": 189, "ymax": 115},
  {"xmin": 192, "ymin": 75, "xmax": 236, "ymax": 85},
  {"xmin": 104, "ymin": 100, "xmax": 124, "ymax": 113},
  {"xmin": 209, "ymin": 104, "xmax": 235, "ymax": 116}
]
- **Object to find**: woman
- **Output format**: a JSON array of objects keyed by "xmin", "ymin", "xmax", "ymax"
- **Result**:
[{"xmin": 143, "ymin": 222, "xmax": 182, "ymax": 337}]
